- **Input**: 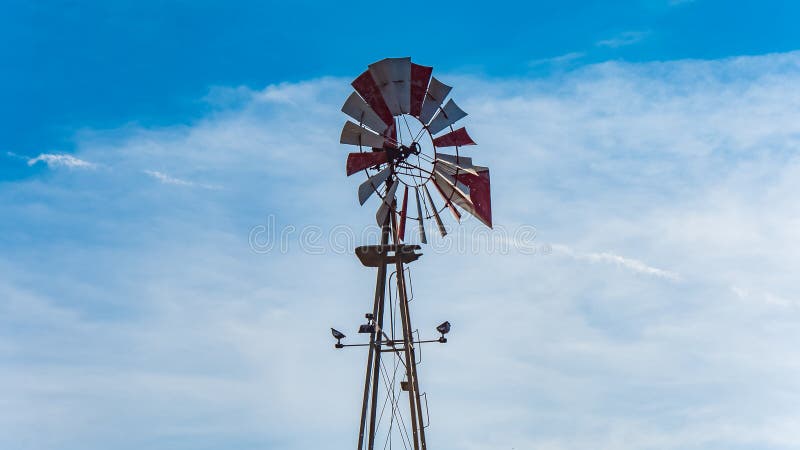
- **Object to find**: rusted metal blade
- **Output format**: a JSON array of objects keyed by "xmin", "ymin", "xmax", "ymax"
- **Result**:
[
  {"xmin": 432, "ymin": 127, "xmax": 476, "ymax": 147},
  {"xmin": 435, "ymin": 153, "xmax": 479, "ymax": 176},
  {"xmin": 420, "ymin": 77, "xmax": 452, "ymax": 125},
  {"xmin": 384, "ymin": 120, "xmax": 398, "ymax": 148},
  {"xmin": 368, "ymin": 57, "xmax": 411, "ymax": 116},
  {"xmin": 427, "ymin": 99, "xmax": 468, "ymax": 135},
  {"xmin": 352, "ymin": 70, "xmax": 394, "ymax": 127},
  {"xmin": 455, "ymin": 168, "xmax": 492, "ymax": 228},
  {"xmin": 433, "ymin": 154, "xmax": 492, "ymax": 227},
  {"xmin": 422, "ymin": 184, "xmax": 447, "ymax": 237},
  {"xmin": 342, "ymin": 92, "xmax": 389, "ymax": 134},
  {"xmin": 358, "ymin": 165, "xmax": 391, "ymax": 205},
  {"xmin": 346, "ymin": 151, "xmax": 388, "ymax": 176},
  {"xmin": 431, "ymin": 172, "xmax": 463, "ymax": 222},
  {"xmin": 414, "ymin": 187, "xmax": 427, "ymax": 244},
  {"xmin": 375, "ymin": 179, "xmax": 399, "ymax": 225},
  {"xmin": 433, "ymin": 167, "xmax": 492, "ymax": 228},
  {"xmin": 410, "ymin": 63, "xmax": 432, "ymax": 118},
  {"xmin": 341, "ymin": 121, "xmax": 387, "ymax": 148}
]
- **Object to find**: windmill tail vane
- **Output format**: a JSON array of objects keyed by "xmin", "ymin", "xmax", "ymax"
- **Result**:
[{"xmin": 331, "ymin": 57, "xmax": 492, "ymax": 450}]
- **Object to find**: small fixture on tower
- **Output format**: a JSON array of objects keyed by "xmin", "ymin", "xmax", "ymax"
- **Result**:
[
  {"xmin": 436, "ymin": 321, "xmax": 451, "ymax": 343},
  {"xmin": 330, "ymin": 328, "xmax": 346, "ymax": 348}
]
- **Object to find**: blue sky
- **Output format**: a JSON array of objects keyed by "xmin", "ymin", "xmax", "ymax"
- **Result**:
[
  {"xmin": 2, "ymin": 0, "xmax": 800, "ymax": 169},
  {"xmin": 3, "ymin": 1, "xmax": 800, "ymax": 450}
]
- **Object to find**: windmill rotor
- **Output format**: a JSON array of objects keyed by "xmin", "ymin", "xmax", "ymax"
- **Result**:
[{"xmin": 341, "ymin": 57, "xmax": 493, "ymax": 235}]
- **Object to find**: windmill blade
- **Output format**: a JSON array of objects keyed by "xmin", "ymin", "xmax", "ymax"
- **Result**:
[
  {"xmin": 415, "ymin": 187, "xmax": 427, "ymax": 244},
  {"xmin": 427, "ymin": 99, "xmax": 468, "ymax": 135},
  {"xmin": 352, "ymin": 70, "xmax": 394, "ymax": 127},
  {"xmin": 431, "ymin": 172, "xmax": 463, "ymax": 222},
  {"xmin": 376, "ymin": 179, "xmax": 399, "ymax": 226},
  {"xmin": 384, "ymin": 120, "xmax": 398, "ymax": 148},
  {"xmin": 398, "ymin": 186, "xmax": 409, "ymax": 242},
  {"xmin": 432, "ymin": 127, "xmax": 476, "ymax": 147},
  {"xmin": 368, "ymin": 57, "xmax": 411, "ymax": 116},
  {"xmin": 358, "ymin": 165, "xmax": 391, "ymax": 205},
  {"xmin": 422, "ymin": 185, "xmax": 447, "ymax": 237},
  {"xmin": 435, "ymin": 153, "xmax": 479, "ymax": 176},
  {"xmin": 433, "ymin": 167, "xmax": 492, "ymax": 228},
  {"xmin": 341, "ymin": 121, "xmax": 387, "ymax": 148},
  {"xmin": 455, "ymin": 168, "xmax": 492, "ymax": 228},
  {"xmin": 342, "ymin": 92, "xmax": 388, "ymax": 134},
  {"xmin": 410, "ymin": 63, "xmax": 432, "ymax": 118},
  {"xmin": 419, "ymin": 77, "xmax": 452, "ymax": 124},
  {"xmin": 346, "ymin": 151, "xmax": 389, "ymax": 176}
]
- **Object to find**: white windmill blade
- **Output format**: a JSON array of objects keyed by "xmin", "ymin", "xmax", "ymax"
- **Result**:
[
  {"xmin": 438, "ymin": 161, "xmax": 491, "ymax": 191},
  {"xmin": 342, "ymin": 92, "xmax": 389, "ymax": 134},
  {"xmin": 422, "ymin": 184, "xmax": 447, "ymax": 237},
  {"xmin": 427, "ymin": 99, "xmax": 468, "ymax": 135},
  {"xmin": 435, "ymin": 163, "xmax": 476, "ymax": 194},
  {"xmin": 358, "ymin": 165, "xmax": 391, "ymax": 205},
  {"xmin": 431, "ymin": 172, "xmax": 462, "ymax": 222},
  {"xmin": 414, "ymin": 187, "xmax": 427, "ymax": 244},
  {"xmin": 432, "ymin": 170, "xmax": 479, "ymax": 222},
  {"xmin": 434, "ymin": 168, "xmax": 471, "ymax": 202},
  {"xmin": 368, "ymin": 57, "xmax": 412, "ymax": 116},
  {"xmin": 419, "ymin": 77, "xmax": 452, "ymax": 124},
  {"xmin": 340, "ymin": 121, "xmax": 387, "ymax": 149},
  {"xmin": 435, "ymin": 153, "xmax": 480, "ymax": 176},
  {"xmin": 375, "ymin": 179, "xmax": 399, "ymax": 226}
]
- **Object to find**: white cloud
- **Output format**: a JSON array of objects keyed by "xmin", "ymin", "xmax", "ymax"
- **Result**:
[
  {"xmin": 5, "ymin": 151, "xmax": 26, "ymax": 160},
  {"xmin": 144, "ymin": 170, "xmax": 215, "ymax": 189},
  {"xmin": 596, "ymin": 30, "xmax": 650, "ymax": 48},
  {"xmin": 528, "ymin": 52, "xmax": 586, "ymax": 68},
  {"xmin": 552, "ymin": 244, "xmax": 681, "ymax": 281},
  {"xmin": 27, "ymin": 153, "xmax": 96, "ymax": 169}
]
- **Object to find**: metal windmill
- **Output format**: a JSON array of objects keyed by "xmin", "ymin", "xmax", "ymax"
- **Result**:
[{"xmin": 332, "ymin": 57, "xmax": 491, "ymax": 450}]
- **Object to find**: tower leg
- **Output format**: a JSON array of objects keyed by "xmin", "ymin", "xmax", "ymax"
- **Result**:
[
  {"xmin": 358, "ymin": 216, "xmax": 391, "ymax": 450},
  {"xmin": 391, "ymin": 212, "xmax": 427, "ymax": 450},
  {"xmin": 367, "ymin": 219, "xmax": 391, "ymax": 450},
  {"xmin": 400, "ymin": 267, "xmax": 428, "ymax": 450}
]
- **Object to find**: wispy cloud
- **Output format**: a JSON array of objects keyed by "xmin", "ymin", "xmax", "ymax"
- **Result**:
[
  {"xmin": 596, "ymin": 30, "xmax": 650, "ymax": 48},
  {"xmin": 144, "ymin": 170, "xmax": 220, "ymax": 189},
  {"xmin": 26, "ymin": 153, "xmax": 96, "ymax": 169},
  {"xmin": 144, "ymin": 170, "xmax": 195, "ymax": 186},
  {"xmin": 552, "ymin": 244, "xmax": 682, "ymax": 281},
  {"xmin": 528, "ymin": 52, "xmax": 585, "ymax": 68},
  {"xmin": 5, "ymin": 151, "xmax": 26, "ymax": 160}
]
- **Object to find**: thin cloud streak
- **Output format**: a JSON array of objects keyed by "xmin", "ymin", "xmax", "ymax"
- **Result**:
[
  {"xmin": 27, "ymin": 153, "xmax": 96, "ymax": 169},
  {"xmin": 596, "ymin": 30, "xmax": 650, "ymax": 48},
  {"xmin": 552, "ymin": 244, "xmax": 682, "ymax": 281},
  {"xmin": 528, "ymin": 52, "xmax": 585, "ymax": 68},
  {"xmin": 143, "ymin": 170, "xmax": 220, "ymax": 190}
]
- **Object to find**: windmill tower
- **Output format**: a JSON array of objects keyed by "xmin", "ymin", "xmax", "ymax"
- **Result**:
[{"xmin": 332, "ymin": 57, "xmax": 491, "ymax": 450}]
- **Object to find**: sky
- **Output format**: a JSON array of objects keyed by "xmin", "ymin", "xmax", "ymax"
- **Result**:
[{"xmin": 2, "ymin": 1, "xmax": 800, "ymax": 449}]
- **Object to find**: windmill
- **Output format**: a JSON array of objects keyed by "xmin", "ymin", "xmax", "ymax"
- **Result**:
[{"xmin": 333, "ymin": 57, "xmax": 491, "ymax": 450}]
